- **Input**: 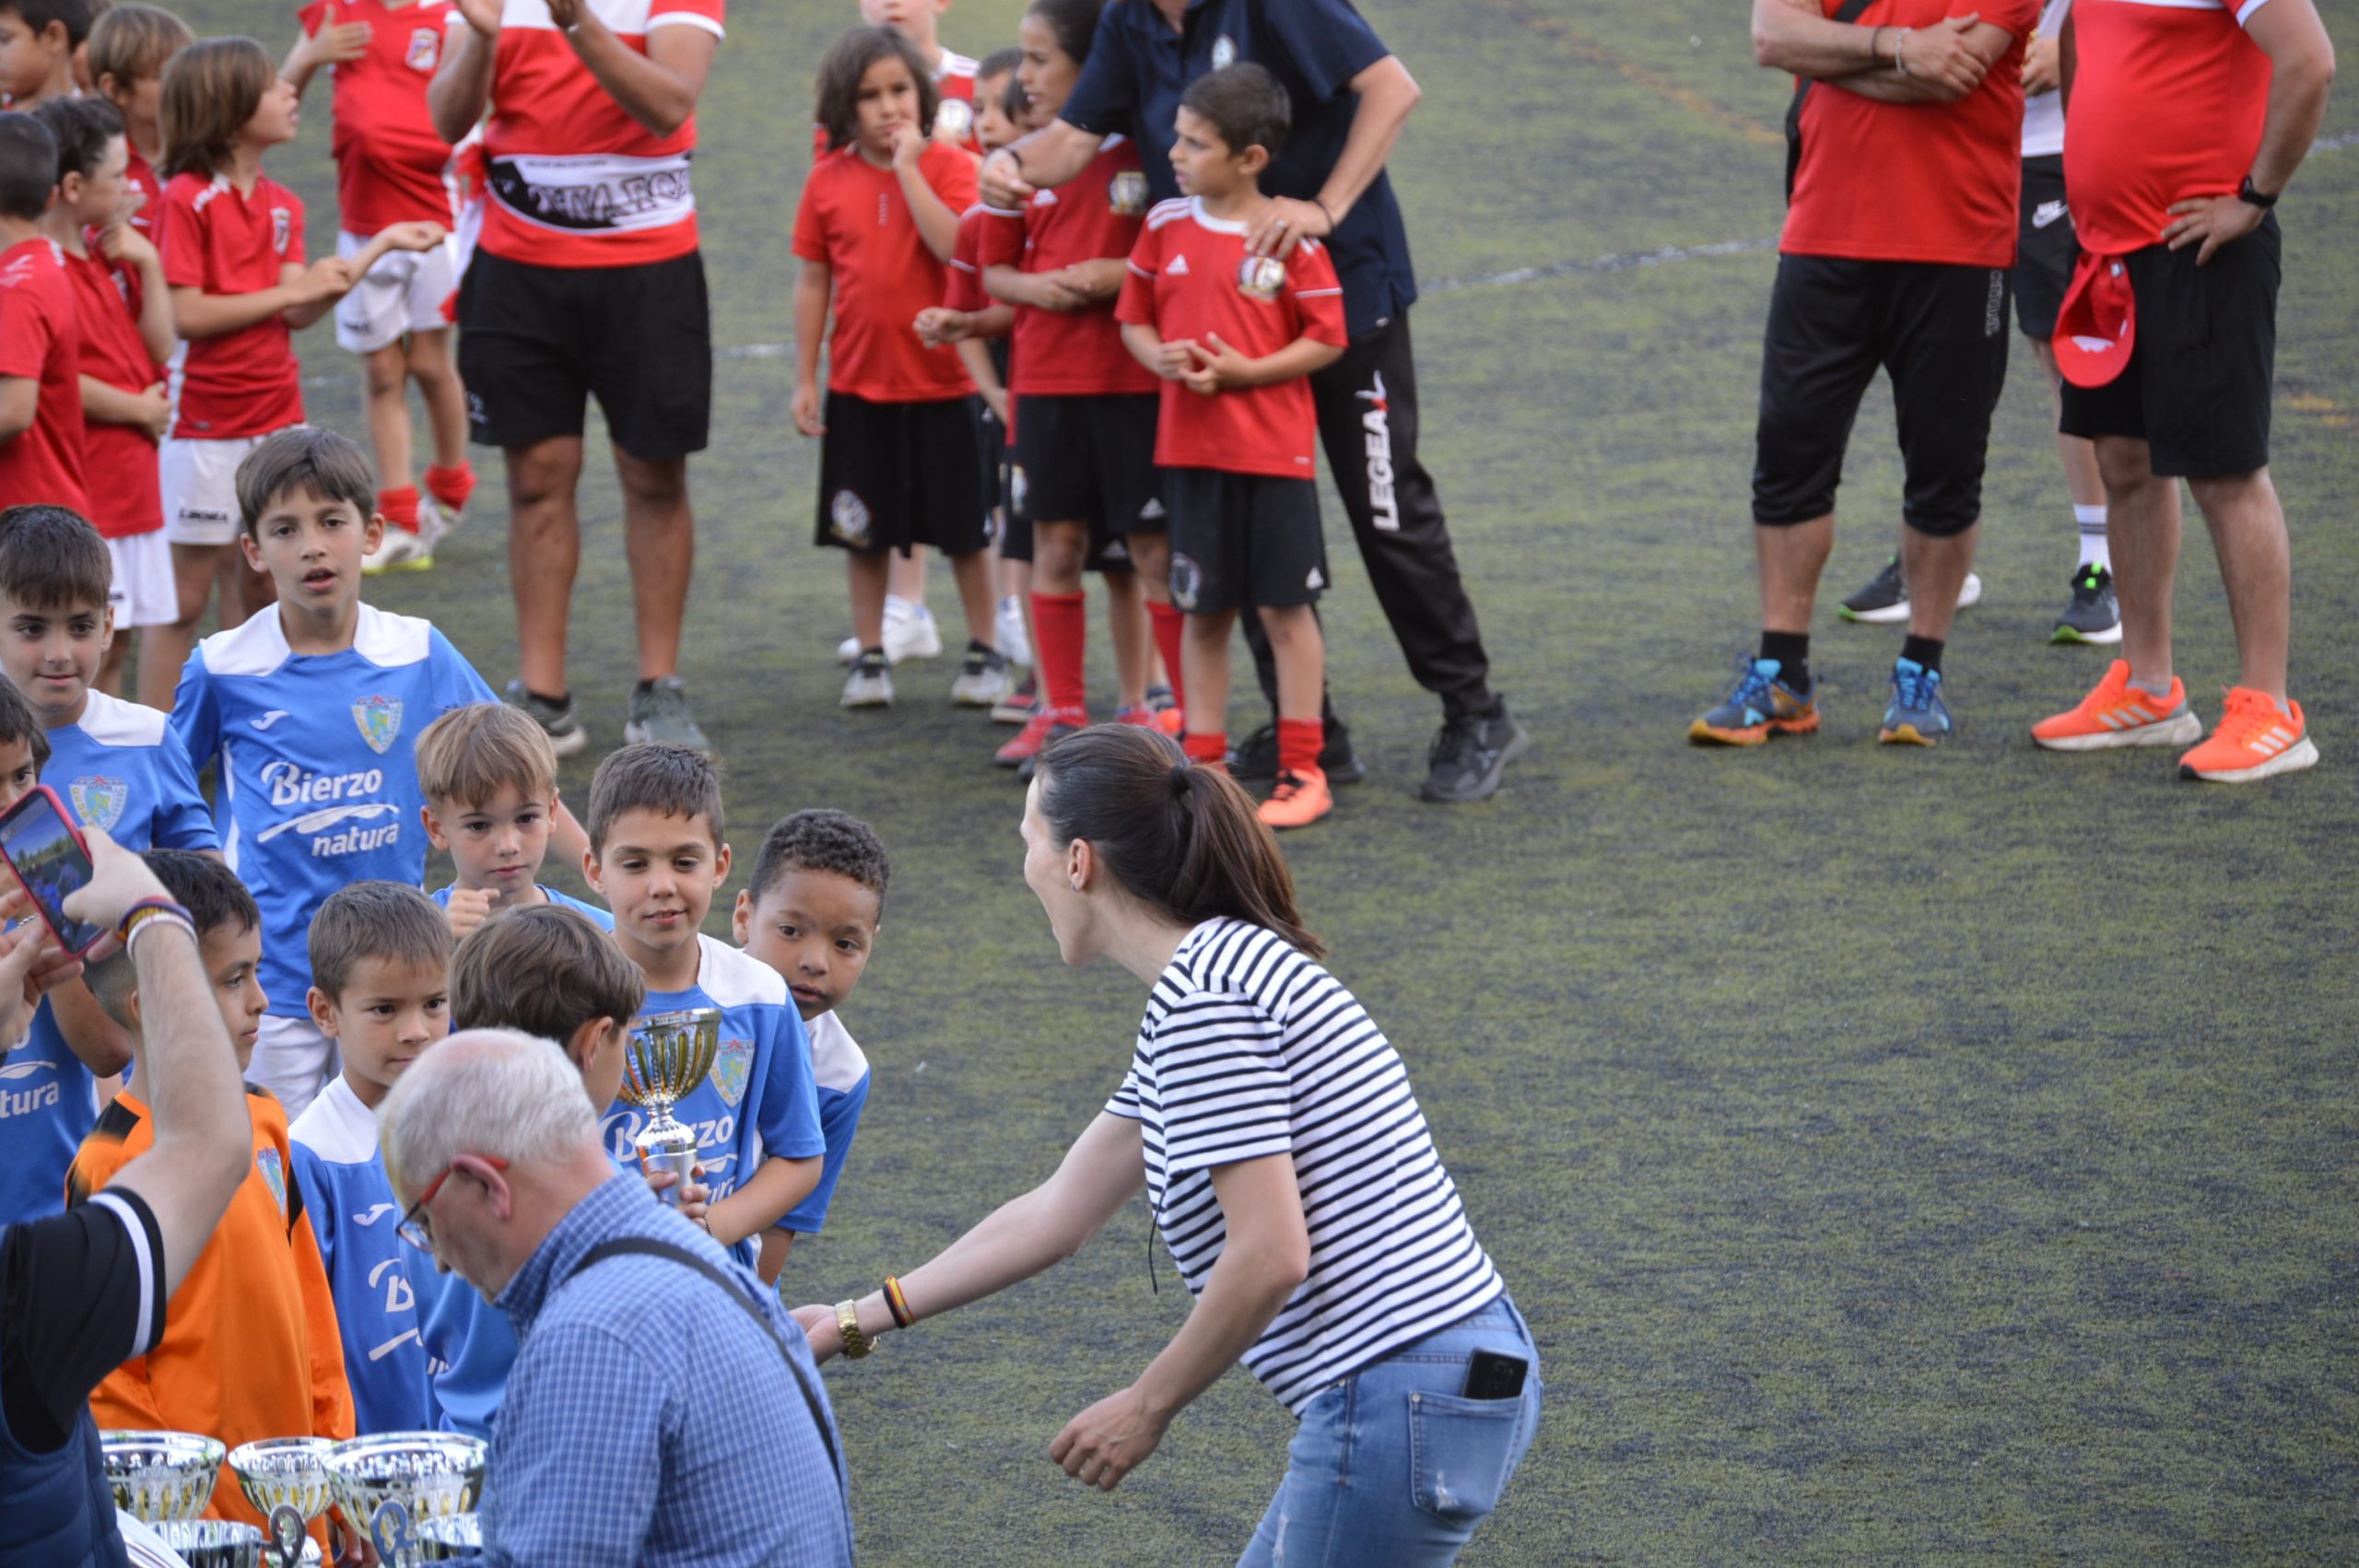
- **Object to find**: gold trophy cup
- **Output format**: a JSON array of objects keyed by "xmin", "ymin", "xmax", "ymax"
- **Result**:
[{"xmin": 618, "ymin": 1007, "xmax": 722, "ymax": 1204}]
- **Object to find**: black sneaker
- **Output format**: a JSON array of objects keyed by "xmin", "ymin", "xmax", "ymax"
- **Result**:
[
  {"xmin": 1420, "ymin": 705, "xmax": 1532, "ymax": 802},
  {"xmin": 1838, "ymin": 557, "xmax": 1910, "ymax": 624},
  {"xmin": 2051, "ymin": 564, "xmax": 2123, "ymax": 645},
  {"xmin": 504, "ymin": 679, "xmax": 588, "ymax": 758},
  {"xmin": 1228, "ymin": 720, "xmax": 1367, "ymax": 786}
]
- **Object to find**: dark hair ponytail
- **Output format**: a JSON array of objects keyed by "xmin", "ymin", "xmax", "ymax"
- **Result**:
[{"xmin": 1036, "ymin": 725, "xmax": 1324, "ymax": 958}]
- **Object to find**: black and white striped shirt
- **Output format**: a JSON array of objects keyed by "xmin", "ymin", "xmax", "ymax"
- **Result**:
[{"xmin": 1105, "ymin": 919, "xmax": 1502, "ymax": 1413}]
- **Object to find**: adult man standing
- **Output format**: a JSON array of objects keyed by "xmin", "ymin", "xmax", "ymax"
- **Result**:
[
  {"xmin": 430, "ymin": 0, "xmax": 723, "ymax": 756},
  {"xmin": 1691, "ymin": 0, "xmax": 2031, "ymax": 752},
  {"xmin": 382, "ymin": 1030, "xmax": 851, "ymax": 1567},
  {"xmin": 983, "ymin": 0, "xmax": 1530, "ymax": 804},
  {"xmin": 2030, "ymin": 0, "xmax": 2333, "ymax": 783}
]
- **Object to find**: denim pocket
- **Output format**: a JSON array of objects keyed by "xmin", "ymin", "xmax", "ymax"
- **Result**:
[{"xmin": 1406, "ymin": 1390, "xmax": 1524, "ymax": 1522}]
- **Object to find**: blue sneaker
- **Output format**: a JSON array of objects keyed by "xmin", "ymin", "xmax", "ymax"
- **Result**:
[
  {"xmin": 1689, "ymin": 656, "xmax": 1818, "ymax": 746},
  {"xmin": 1880, "ymin": 658, "xmax": 1951, "ymax": 746}
]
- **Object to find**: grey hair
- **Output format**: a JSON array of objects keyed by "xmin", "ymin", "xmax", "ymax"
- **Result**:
[{"xmin": 380, "ymin": 1027, "xmax": 600, "ymax": 1197}]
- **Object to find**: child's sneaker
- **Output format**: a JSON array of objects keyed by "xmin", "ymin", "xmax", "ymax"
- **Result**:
[
  {"xmin": 1688, "ymin": 657, "xmax": 1818, "ymax": 746},
  {"xmin": 1144, "ymin": 684, "xmax": 1185, "ymax": 736},
  {"xmin": 2177, "ymin": 687, "xmax": 2318, "ymax": 783},
  {"xmin": 1257, "ymin": 766, "xmax": 1332, "ymax": 830},
  {"xmin": 885, "ymin": 603, "xmax": 943, "ymax": 664},
  {"xmin": 504, "ymin": 679, "xmax": 588, "ymax": 758},
  {"xmin": 995, "ymin": 708, "xmax": 1063, "ymax": 766},
  {"xmin": 2031, "ymin": 660, "xmax": 2202, "ymax": 751},
  {"xmin": 362, "ymin": 525, "xmax": 433, "ymax": 575},
  {"xmin": 950, "ymin": 648, "xmax": 1011, "ymax": 708},
  {"xmin": 992, "ymin": 672, "xmax": 1038, "ymax": 726},
  {"xmin": 841, "ymin": 654, "xmax": 894, "ymax": 709},
  {"xmin": 1878, "ymin": 657, "xmax": 1951, "ymax": 746},
  {"xmin": 994, "ymin": 595, "xmax": 1030, "ymax": 669}
]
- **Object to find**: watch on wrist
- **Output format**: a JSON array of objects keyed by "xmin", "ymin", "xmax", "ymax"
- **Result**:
[
  {"xmin": 835, "ymin": 1300, "xmax": 873, "ymax": 1359},
  {"xmin": 2237, "ymin": 175, "xmax": 2279, "ymax": 210}
]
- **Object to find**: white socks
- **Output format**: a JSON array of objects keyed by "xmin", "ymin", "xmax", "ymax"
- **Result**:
[{"xmin": 2075, "ymin": 504, "xmax": 2110, "ymax": 572}]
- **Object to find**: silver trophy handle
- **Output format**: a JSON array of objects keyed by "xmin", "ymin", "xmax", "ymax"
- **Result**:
[
  {"xmin": 370, "ymin": 1497, "xmax": 416, "ymax": 1565},
  {"xmin": 268, "ymin": 1503, "xmax": 307, "ymax": 1568}
]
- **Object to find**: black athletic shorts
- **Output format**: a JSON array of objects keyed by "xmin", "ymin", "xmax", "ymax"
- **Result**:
[
  {"xmin": 458, "ymin": 248, "xmax": 712, "ymax": 461},
  {"xmin": 2013, "ymin": 154, "xmax": 2076, "ymax": 340},
  {"xmin": 816, "ymin": 391, "xmax": 990, "ymax": 556},
  {"xmin": 1000, "ymin": 448, "xmax": 1033, "ymax": 563},
  {"xmin": 1015, "ymin": 393, "xmax": 1164, "ymax": 535},
  {"xmin": 1752, "ymin": 254, "xmax": 2011, "ymax": 538},
  {"xmin": 1009, "ymin": 451, "xmax": 1134, "ymax": 573},
  {"xmin": 976, "ymin": 395, "xmax": 1004, "ymax": 536},
  {"xmin": 1164, "ymin": 468, "xmax": 1325, "ymax": 614},
  {"xmin": 2057, "ymin": 218, "xmax": 2279, "ymax": 479}
]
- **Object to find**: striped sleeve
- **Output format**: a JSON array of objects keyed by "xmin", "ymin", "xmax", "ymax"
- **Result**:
[{"xmin": 1145, "ymin": 993, "xmax": 1296, "ymax": 1176}]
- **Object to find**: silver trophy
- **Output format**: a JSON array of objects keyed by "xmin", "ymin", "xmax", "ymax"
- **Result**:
[
  {"xmin": 148, "ymin": 1520, "xmax": 270, "ymax": 1568},
  {"xmin": 229, "ymin": 1436, "xmax": 334, "ymax": 1568},
  {"xmin": 417, "ymin": 1512, "xmax": 482, "ymax": 1561},
  {"xmin": 322, "ymin": 1432, "xmax": 486, "ymax": 1568},
  {"xmin": 100, "ymin": 1429, "xmax": 225, "ymax": 1522},
  {"xmin": 618, "ymin": 1007, "xmax": 721, "ymax": 1205}
]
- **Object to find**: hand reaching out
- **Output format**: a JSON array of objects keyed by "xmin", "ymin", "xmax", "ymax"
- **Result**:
[{"xmin": 375, "ymin": 220, "xmax": 449, "ymax": 253}]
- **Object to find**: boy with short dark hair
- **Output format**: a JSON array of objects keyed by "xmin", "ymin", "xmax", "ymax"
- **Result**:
[
  {"xmin": 0, "ymin": 665, "xmax": 47, "ymax": 806},
  {"xmin": 0, "ymin": 111, "xmax": 88, "ymax": 520},
  {"xmin": 1117, "ymin": 63, "xmax": 1347, "ymax": 830},
  {"xmin": 582, "ymin": 743, "xmax": 827, "ymax": 1271},
  {"xmin": 289, "ymin": 879, "xmax": 452, "ymax": 1434},
  {"xmin": 414, "ymin": 699, "xmax": 609, "ymax": 941},
  {"xmin": 169, "ymin": 426, "xmax": 506, "ymax": 1121},
  {"xmin": 734, "ymin": 808, "xmax": 884, "ymax": 1284},
  {"xmin": 0, "ymin": 0, "xmax": 90, "ymax": 111},
  {"xmin": 70, "ymin": 848, "xmax": 357, "ymax": 1546},
  {"xmin": 0, "ymin": 502, "xmax": 214, "ymax": 1233}
]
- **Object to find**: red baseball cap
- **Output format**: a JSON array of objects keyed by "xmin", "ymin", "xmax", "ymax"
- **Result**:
[{"xmin": 2052, "ymin": 253, "xmax": 2136, "ymax": 388}]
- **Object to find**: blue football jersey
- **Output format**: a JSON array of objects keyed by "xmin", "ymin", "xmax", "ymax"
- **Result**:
[
  {"xmin": 778, "ymin": 1009, "xmax": 872, "ymax": 1235},
  {"xmin": 170, "ymin": 604, "xmax": 497, "ymax": 1020},
  {"xmin": 430, "ymin": 883, "xmax": 613, "ymax": 930},
  {"xmin": 0, "ymin": 691, "xmax": 218, "ymax": 1228},
  {"xmin": 420, "ymin": 1266, "xmax": 512, "ymax": 1443},
  {"xmin": 602, "ymin": 935, "xmax": 825, "ymax": 1270},
  {"xmin": 288, "ymin": 1076, "xmax": 446, "ymax": 1434}
]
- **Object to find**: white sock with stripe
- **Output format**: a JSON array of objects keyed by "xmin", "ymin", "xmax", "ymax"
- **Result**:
[{"xmin": 2075, "ymin": 505, "xmax": 2109, "ymax": 571}]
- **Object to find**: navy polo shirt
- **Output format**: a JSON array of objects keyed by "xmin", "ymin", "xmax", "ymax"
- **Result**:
[{"xmin": 1061, "ymin": 0, "xmax": 1417, "ymax": 337}]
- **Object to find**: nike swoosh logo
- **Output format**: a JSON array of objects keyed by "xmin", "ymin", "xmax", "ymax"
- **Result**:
[
  {"xmin": 2033, "ymin": 201, "xmax": 2069, "ymax": 229},
  {"xmin": 251, "ymin": 710, "xmax": 289, "ymax": 731}
]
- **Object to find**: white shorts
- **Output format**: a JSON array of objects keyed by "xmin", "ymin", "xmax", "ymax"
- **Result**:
[
  {"xmin": 250, "ymin": 1014, "xmax": 338, "ymax": 1121},
  {"xmin": 334, "ymin": 229, "xmax": 461, "ymax": 355},
  {"xmin": 103, "ymin": 530, "xmax": 173, "ymax": 627},
  {"xmin": 161, "ymin": 433, "xmax": 271, "ymax": 546}
]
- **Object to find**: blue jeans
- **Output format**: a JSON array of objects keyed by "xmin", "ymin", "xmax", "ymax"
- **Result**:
[{"xmin": 1238, "ymin": 1295, "xmax": 1543, "ymax": 1567}]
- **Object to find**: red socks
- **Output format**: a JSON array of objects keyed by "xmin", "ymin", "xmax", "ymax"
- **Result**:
[
  {"xmin": 1183, "ymin": 731, "xmax": 1227, "ymax": 768},
  {"xmin": 378, "ymin": 486, "xmax": 421, "ymax": 534},
  {"xmin": 1277, "ymin": 718, "xmax": 1322, "ymax": 778},
  {"xmin": 1147, "ymin": 599, "xmax": 1187, "ymax": 712},
  {"xmin": 1032, "ymin": 590, "xmax": 1088, "ymax": 720},
  {"xmin": 423, "ymin": 462, "xmax": 475, "ymax": 516}
]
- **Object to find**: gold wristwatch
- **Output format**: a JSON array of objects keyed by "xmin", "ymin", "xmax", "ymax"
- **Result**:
[{"xmin": 836, "ymin": 1299, "xmax": 873, "ymax": 1359}]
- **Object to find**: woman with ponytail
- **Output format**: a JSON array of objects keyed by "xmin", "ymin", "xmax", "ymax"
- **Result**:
[{"xmin": 793, "ymin": 724, "xmax": 1542, "ymax": 1562}]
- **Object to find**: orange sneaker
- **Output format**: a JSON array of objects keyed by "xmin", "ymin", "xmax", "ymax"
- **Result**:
[
  {"xmin": 2177, "ymin": 687, "xmax": 2318, "ymax": 783},
  {"xmin": 2031, "ymin": 660, "xmax": 2203, "ymax": 751},
  {"xmin": 1257, "ymin": 766, "xmax": 1332, "ymax": 830}
]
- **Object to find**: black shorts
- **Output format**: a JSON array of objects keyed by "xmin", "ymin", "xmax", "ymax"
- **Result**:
[
  {"xmin": 2013, "ymin": 154, "xmax": 2076, "ymax": 340},
  {"xmin": 1009, "ymin": 451, "xmax": 1134, "ymax": 573},
  {"xmin": 1753, "ymin": 254, "xmax": 2011, "ymax": 538},
  {"xmin": 976, "ymin": 396, "xmax": 1004, "ymax": 533},
  {"xmin": 2057, "ymin": 219, "xmax": 2279, "ymax": 479},
  {"xmin": 816, "ymin": 391, "xmax": 991, "ymax": 556},
  {"xmin": 1015, "ymin": 393, "xmax": 1164, "ymax": 535},
  {"xmin": 1163, "ymin": 468, "xmax": 1325, "ymax": 614},
  {"xmin": 999, "ymin": 445, "xmax": 1032, "ymax": 563},
  {"xmin": 458, "ymin": 248, "xmax": 711, "ymax": 461}
]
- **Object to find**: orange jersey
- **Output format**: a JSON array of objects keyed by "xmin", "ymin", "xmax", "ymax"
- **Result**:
[{"xmin": 68, "ymin": 1087, "xmax": 355, "ymax": 1535}]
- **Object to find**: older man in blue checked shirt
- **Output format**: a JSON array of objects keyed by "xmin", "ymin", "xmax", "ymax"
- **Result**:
[{"xmin": 381, "ymin": 1028, "xmax": 850, "ymax": 1566}]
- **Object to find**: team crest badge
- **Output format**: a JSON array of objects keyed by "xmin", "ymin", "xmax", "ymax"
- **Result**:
[
  {"xmin": 829, "ymin": 489, "xmax": 873, "ymax": 547},
  {"xmin": 1211, "ymin": 34, "xmax": 1237, "ymax": 69},
  {"xmin": 1237, "ymin": 255, "xmax": 1286, "ymax": 302},
  {"xmin": 255, "ymin": 1146, "xmax": 288, "ymax": 1220},
  {"xmin": 68, "ymin": 776, "xmax": 127, "ymax": 833},
  {"xmin": 352, "ymin": 695, "xmax": 404, "ymax": 755},
  {"xmin": 933, "ymin": 96, "xmax": 974, "ymax": 141},
  {"xmin": 271, "ymin": 206, "xmax": 291, "ymax": 255},
  {"xmin": 1168, "ymin": 553, "xmax": 1202, "ymax": 612},
  {"xmin": 406, "ymin": 27, "xmax": 440, "ymax": 72},
  {"xmin": 709, "ymin": 1036, "xmax": 755, "ymax": 1108},
  {"xmin": 1109, "ymin": 170, "xmax": 1148, "ymax": 216}
]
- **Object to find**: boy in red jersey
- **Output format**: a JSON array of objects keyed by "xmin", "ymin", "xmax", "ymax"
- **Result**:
[
  {"xmin": 284, "ymin": 0, "xmax": 475, "ymax": 577},
  {"xmin": 0, "ymin": 0, "xmax": 89, "ymax": 112},
  {"xmin": 33, "ymin": 98, "xmax": 173, "ymax": 700},
  {"xmin": 1117, "ymin": 64, "xmax": 1344, "ymax": 830},
  {"xmin": 88, "ymin": 4, "xmax": 193, "ymax": 302},
  {"xmin": 0, "ymin": 112, "xmax": 89, "ymax": 521}
]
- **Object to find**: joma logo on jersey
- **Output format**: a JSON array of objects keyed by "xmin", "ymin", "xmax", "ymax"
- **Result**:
[
  {"xmin": 69, "ymin": 776, "xmax": 127, "ymax": 833},
  {"xmin": 1356, "ymin": 372, "xmax": 1400, "ymax": 532},
  {"xmin": 353, "ymin": 696, "xmax": 403, "ymax": 755}
]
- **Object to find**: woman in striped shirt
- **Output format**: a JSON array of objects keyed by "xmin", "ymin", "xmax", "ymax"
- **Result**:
[{"xmin": 795, "ymin": 725, "xmax": 1543, "ymax": 1563}]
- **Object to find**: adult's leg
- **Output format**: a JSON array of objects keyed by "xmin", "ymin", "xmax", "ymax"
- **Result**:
[
  {"xmin": 1757, "ymin": 515, "xmax": 1835, "ymax": 636},
  {"xmin": 2095, "ymin": 435, "xmax": 2180, "ymax": 689},
  {"xmin": 507, "ymin": 436, "xmax": 588, "ymax": 698},
  {"xmin": 2186, "ymin": 468, "xmax": 2291, "ymax": 702},
  {"xmin": 2031, "ymin": 339, "xmax": 2105, "ymax": 513},
  {"xmin": 1750, "ymin": 256, "xmax": 1881, "ymax": 641},
  {"xmin": 613, "ymin": 447, "xmax": 692, "ymax": 684}
]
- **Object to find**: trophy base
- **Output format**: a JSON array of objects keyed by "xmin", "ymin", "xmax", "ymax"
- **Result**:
[{"xmin": 638, "ymin": 1141, "xmax": 698, "ymax": 1205}]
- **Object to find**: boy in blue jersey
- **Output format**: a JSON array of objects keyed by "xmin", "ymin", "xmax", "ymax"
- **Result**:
[
  {"xmin": 288, "ymin": 881, "xmax": 452, "ymax": 1435},
  {"xmin": 168, "ymin": 427, "xmax": 564, "ymax": 1122},
  {"xmin": 734, "ymin": 809, "xmax": 883, "ymax": 1286},
  {"xmin": 0, "ymin": 505, "xmax": 216, "ymax": 1229},
  {"xmin": 414, "ymin": 701, "xmax": 610, "ymax": 939},
  {"xmin": 581, "ymin": 743, "xmax": 826, "ymax": 1271}
]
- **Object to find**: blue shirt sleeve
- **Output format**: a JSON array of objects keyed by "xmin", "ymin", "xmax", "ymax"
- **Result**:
[
  {"xmin": 778, "ymin": 1072, "xmax": 870, "ymax": 1235},
  {"xmin": 147, "ymin": 725, "xmax": 220, "ymax": 851},
  {"xmin": 1257, "ymin": 0, "xmax": 1391, "ymax": 100},
  {"xmin": 427, "ymin": 629, "xmax": 499, "ymax": 714},
  {"xmin": 483, "ymin": 1324, "xmax": 666, "ymax": 1567},
  {"xmin": 753, "ymin": 1006, "xmax": 826, "ymax": 1162},
  {"xmin": 1059, "ymin": 9, "xmax": 1142, "ymax": 138},
  {"xmin": 166, "ymin": 650, "xmax": 218, "ymax": 782}
]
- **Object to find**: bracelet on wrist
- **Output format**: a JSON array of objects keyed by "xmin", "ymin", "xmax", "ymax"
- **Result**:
[
  {"xmin": 115, "ymin": 897, "xmax": 190, "ymax": 943},
  {"xmin": 836, "ymin": 1299, "xmax": 874, "ymax": 1359},
  {"xmin": 1894, "ymin": 27, "xmax": 1912, "ymax": 76},
  {"xmin": 1310, "ymin": 195, "xmax": 1334, "ymax": 228},
  {"xmin": 883, "ymin": 1274, "xmax": 915, "ymax": 1329},
  {"xmin": 2236, "ymin": 174, "xmax": 2279, "ymax": 210},
  {"xmin": 123, "ymin": 909, "xmax": 196, "ymax": 953}
]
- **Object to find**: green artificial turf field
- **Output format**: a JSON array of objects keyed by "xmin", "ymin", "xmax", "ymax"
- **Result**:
[{"xmin": 177, "ymin": 2, "xmax": 2359, "ymax": 1559}]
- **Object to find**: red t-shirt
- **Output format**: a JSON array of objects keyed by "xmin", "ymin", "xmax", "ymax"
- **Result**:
[
  {"xmin": 63, "ymin": 248, "xmax": 162, "ymax": 537},
  {"xmin": 975, "ymin": 135, "xmax": 1158, "ymax": 398},
  {"xmin": 792, "ymin": 141, "xmax": 977, "ymax": 403},
  {"xmin": 102, "ymin": 146, "xmax": 164, "ymax": 315},
  {"xmin": 810, "ymin": 47, "xmax": 982, "ymax": 160},
  {"xmin": 2065, "ymin": 0, "xmax": 2272, "ymax": 258},
  {"xmin": 157, "ymin": 172, "xmax": 307, "ymax": 439},
  {"xmin": 1781, "ymin": 0, "xmax": 2036, "ymax": 267},
  {"xmin": 299, "ymin": 0, "xmax": 459, "ymax": 234},
  {"xmin": 474, "ymin": 0, "xmax": 724, "ymax": 268},
  {"xmin": 944, "ymin": 203, "xmax": 992, "ymax": 312},
  {"xmin": 1115, "ymin": 198, "xmax": 1347, "ymax": 480},
  {"xmin": 0, "ymin": 239, "xmax": 88, "ymax": 514}
]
